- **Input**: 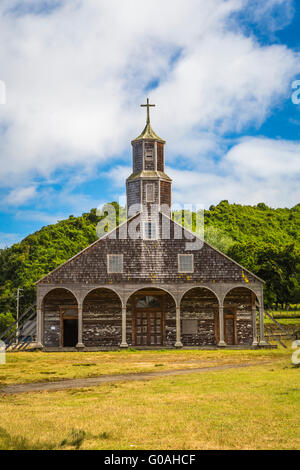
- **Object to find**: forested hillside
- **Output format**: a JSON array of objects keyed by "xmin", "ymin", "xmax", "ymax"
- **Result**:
[{"xmin": 0, "ymin": 200, "xmax": 299, "ymax": 330}]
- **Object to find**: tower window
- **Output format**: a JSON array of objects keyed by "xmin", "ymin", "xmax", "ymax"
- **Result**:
[
  {"xmin": 145, "ymin": 143, "xmax": 154, "ymax": 160},
  {"xmin": 178, "ymin": 254, "xmax": 194, "ymax": 273},
  {"xmin": 144, "ymin": 222, "xmax": 157, "ymax": 240},
  {"xmin": 107, "ymin": 254, "xmax": 123, "ymax": 273},
  {"xmin": 146, "ymin": 184, "xmax": 155, "ymax": 202}
]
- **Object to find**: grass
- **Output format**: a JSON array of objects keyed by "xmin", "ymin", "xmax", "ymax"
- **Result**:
[
  {"xmin": 0, "ymin": 347, "xmax": 290, "ymax": 386},
  {"xmin": 265, "ymin": 318, "xmax": 300, "ymax": 326},
  {"xmin": 267, "ymin": 309, "xmax": 300, "ymax": 319},
  {"xmin": 263, "ymin": 310, "xmax": 300, "ymax": 326},
  {"xmin": 0, "ymin": 352, "xmax": 299, "ymax": 450}
]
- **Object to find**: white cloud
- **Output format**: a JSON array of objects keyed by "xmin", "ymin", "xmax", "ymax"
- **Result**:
[
  {"xmin": 0, "ymin": 0, "xmax": 297, "ymax": 221},
  {"xmin": 0, "ymin": 0, "xmax": 298, "ymax": 184},
  {"xmin": 169, "ymin": 137, "xmax": 300, "ymax": 208},
  {"xmin": 4, "ymin": 185, "xmax": 36, "ymax": 205},
  {"xmin": 105, "ymin": 166, "xmax": 132, "ymax": 188},
  {"xmin": 224, "ymin": 137, "xmax": 300, "ymax": 178}
]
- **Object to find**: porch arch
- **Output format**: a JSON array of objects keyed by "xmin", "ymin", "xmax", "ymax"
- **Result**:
[
  {"xmin": 42, "ymin": 288, "xmax": 78, "ymax": 348},
  {"xmin": 126, "ymin": 287, "xmax": 177, "ymax": 347},
  {"xmin": 180, "ymin": 287, "xmax": 220, "ymax": 346},
  {"xmin": 82, "ymin": 286, "xmax": 123, "ymax": 306},
  {"xmin": 82, "ymin": 288, "xmax": 123, "ymax": 348},
  {"xmin": 223, "ymin": 287, "xmax": 260, "ymax": 346},
  {"xmin": 223, "ymin": 285, "xmax": 261, "ymax": 306},
  {"xmin": 124, "ymin": 286, "xmax": 177, "ymax": 307}
]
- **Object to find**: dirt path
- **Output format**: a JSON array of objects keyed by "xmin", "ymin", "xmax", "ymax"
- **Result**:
[{"xmin": 0, "ymin": 361, "xmax": 271, "ymax": 395}]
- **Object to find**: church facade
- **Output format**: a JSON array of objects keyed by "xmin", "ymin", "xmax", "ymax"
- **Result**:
[{"xmin": 35, "ymin": 100, "xmax": 268, "ymax": 350}]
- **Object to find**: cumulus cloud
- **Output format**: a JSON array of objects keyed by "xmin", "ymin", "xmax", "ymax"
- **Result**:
[
  {"xmin": 0, "ymin": 0, "xmax": 298, "ymax": 215},
  {"xmin": 169, "ymin": 137, "xmax": 300, "ymax": 208},
  {"xmin": 4, "ymin": 185, "xmax": 36, "ymax": 205}
]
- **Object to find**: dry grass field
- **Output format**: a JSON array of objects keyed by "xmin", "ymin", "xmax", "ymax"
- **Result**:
[
  {"xmin": 0, "ymin": 347, "xmax": 289, "ymax": 386},
  {"xmin": 0, "ymin": 346, "xmax": 299, "ymax": 450}
]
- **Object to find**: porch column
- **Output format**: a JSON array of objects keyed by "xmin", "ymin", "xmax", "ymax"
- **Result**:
[
  {"xmin": 36, "ymin": 306, "xmax": 43, "ymax": 349},
  {"xmin": 175, "ymin": 305, "xmax": 183, "ymax": 348},
  {"xmin": 76, "ymin": 303, "xmax": 85, "ymax": 350},
  {"xmin": 120, "ymin": 306, "xmax": 128, "ymax": 348},
  {"xmin": 252, "ymin": 301, "xmax": 258, "ymax": 347},
  {"xmin": 218, "ymin": 305, "xmax": 226, "ymax": 347},
  {"xmin": 259, "ymin": 293, "xmax": 268, "ymax": 346}
]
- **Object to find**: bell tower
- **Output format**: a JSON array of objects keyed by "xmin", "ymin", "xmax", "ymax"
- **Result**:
[{"xmin": 126, "ymin": 99, "xmax": 172, "ymax": 223}]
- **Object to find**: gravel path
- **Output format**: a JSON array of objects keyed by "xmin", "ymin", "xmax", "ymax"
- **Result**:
[{"xmin": 0, "ymin": 361, "xmax": 270, "ymax": 395}]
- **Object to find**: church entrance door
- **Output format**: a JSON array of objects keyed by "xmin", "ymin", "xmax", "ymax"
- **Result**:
[
  {"xmin": 60, "ymin": 306, "xmax": 78, "ymax": 347},
  {"xmin": 132, "ymin": 293, "xmax": 165, "ymax": 347}
]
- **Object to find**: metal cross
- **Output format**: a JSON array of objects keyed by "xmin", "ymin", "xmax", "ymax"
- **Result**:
[{"xmin": 141, "ymin": 98, "xmax": 155, "ymax": 124}]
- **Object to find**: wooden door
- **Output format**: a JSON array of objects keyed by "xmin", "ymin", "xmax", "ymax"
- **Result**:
[
  {"xmin": 132, "ymin": 293, "xmax": 165, "ymax": 347},
  {"xmin": 60, "ymin": 306, "xmax": 78, "ymax": 347},
  {"xmin": 133, "ymin": 311, "xmax": 164, "ymax": 346},
  {"xmin": 215, "ymin": 307, "xmax": 237, "ymax": 345},
  {"xmin": 149, "ymin": 311, "xmax": 163, "ymax": 346}
]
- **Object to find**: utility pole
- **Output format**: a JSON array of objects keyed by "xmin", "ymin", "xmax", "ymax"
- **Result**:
[{"xmin": 16, "ymin": 288, "xmax": 23, "ymax": 344}]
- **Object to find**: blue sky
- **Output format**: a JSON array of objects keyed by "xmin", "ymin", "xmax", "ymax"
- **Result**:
[{"xmin": 0, "ymin": 0, "xmax": 300, "ymax": 248}]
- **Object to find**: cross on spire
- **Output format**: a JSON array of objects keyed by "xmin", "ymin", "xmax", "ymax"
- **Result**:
[{"xmin": 141, "ymin": 98, "xmax": 155, "ymax": 124}]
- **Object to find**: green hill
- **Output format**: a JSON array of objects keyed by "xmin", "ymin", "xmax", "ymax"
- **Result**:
[{"xmin": 0, "ymin": 201, "xmax": 299, "ymax": 330}]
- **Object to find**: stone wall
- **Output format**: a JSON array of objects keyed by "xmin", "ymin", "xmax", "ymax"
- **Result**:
[
  {"xmin": 180, "ymin": 288, "xmax": 218, "ymax": 346},
  {"xmin": 83, "ymin": 289, "xmax": 122, "ymax": 347}
]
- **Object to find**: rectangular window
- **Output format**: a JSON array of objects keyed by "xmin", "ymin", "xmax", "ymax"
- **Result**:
[
  {"xmin": 178, "ymin": 254, "xmax": 194, "ymax": 273},
  {"xmin": 107, "ymin": 254, "xmax": 123, "ymax": 273},
  {"xmin": 145, "ymin": 143, "xmax": 154, "ymax": 160},
  {"xmin": 146, "ymin": 183, "xmax": 154, "ymax": 202},
  {"xmin": 144, "ymin": 222, "xmax": 157, "ymax": 240}
]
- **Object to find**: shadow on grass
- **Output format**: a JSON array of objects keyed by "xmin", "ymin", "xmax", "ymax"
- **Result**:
[
  {"xmin": 0, "ymin": 427, "xmax": 110, "ymax": 450},
  {"xmin": 0, "ymin": 427, "xmax": 57, "ymax": 450}
]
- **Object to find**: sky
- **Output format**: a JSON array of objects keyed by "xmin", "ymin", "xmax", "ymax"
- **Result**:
[{"xmin": 0, "ymin": 0, "xmax": 300, "ymax": 248}]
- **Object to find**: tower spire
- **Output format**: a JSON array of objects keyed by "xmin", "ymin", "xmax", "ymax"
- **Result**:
[
  {"xmin": 141, "ymin": 98, "xmax": 155, "ymax": 124},
  {"xmin": 132, "ymin": 98, "xmax": 165, "ymax": 143}
]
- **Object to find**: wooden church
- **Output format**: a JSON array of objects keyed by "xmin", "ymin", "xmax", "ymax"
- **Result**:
[{"xmin": 35, "ymin": 100, "xmax": 268, "ymax": 350}]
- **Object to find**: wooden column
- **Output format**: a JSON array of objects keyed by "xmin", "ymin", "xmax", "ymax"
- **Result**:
[
  {"xmin": 120, "ymin": 306, "xmax": 128, "ymax": 348},
  {"xmin": 76, "ymin": 303, "xmax": 85, "ymax": 350},
  {"xmin": 175, "ymin": 306, "xmax": 183, "ymax": 348},
  {"xmin": 36, "ymin": 306, "xmax": 43, "ymax": 349},
  {"xmin": 252, "ymin": 294, "xmax": 258, "ymax": 347},
  {"xmin": 218, "ymin": 305, "xmax": 226, "ymax": 347},
  {"xmin": 259, "ymin": 301, "xmax": 268, "ymax": 346}
]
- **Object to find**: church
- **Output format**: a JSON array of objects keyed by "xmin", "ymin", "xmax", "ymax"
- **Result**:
[{"xmin": 35, "ymin": 100, "xmax": 268, "ymax": 350}]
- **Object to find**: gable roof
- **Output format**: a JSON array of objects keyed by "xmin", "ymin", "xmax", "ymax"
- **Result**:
[
  {"xmin": 36, "ymin": 211, "xmax": 264, "ymax": 285},
  {"xmin": 160, "ymin": 212, "xmax": 265, "ymax": 284},
  {"xmin": 35, "ymin": 212, "xmax": 140, "ymax": 285}
]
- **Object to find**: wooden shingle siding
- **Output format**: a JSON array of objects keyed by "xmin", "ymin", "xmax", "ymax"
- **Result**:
[{"xmin": 39, "ymin": 216, "xmax": 259, "ymax": 286}]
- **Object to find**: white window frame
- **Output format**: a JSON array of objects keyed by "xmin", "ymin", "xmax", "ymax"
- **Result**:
[
  {"xmin": 144, "ymin": 222, "xmax": 157, "ymax": 240},
  {"xmin": 178, "ymin": 254, "xmax": 194, "ymax": 273},
  {"xmin": 146, "ymin": 183, "xmax": 155, "ymax": 203},
  {"xmin": 107, "ymin": 254, "xmax": 123, "ymax": 274}
]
